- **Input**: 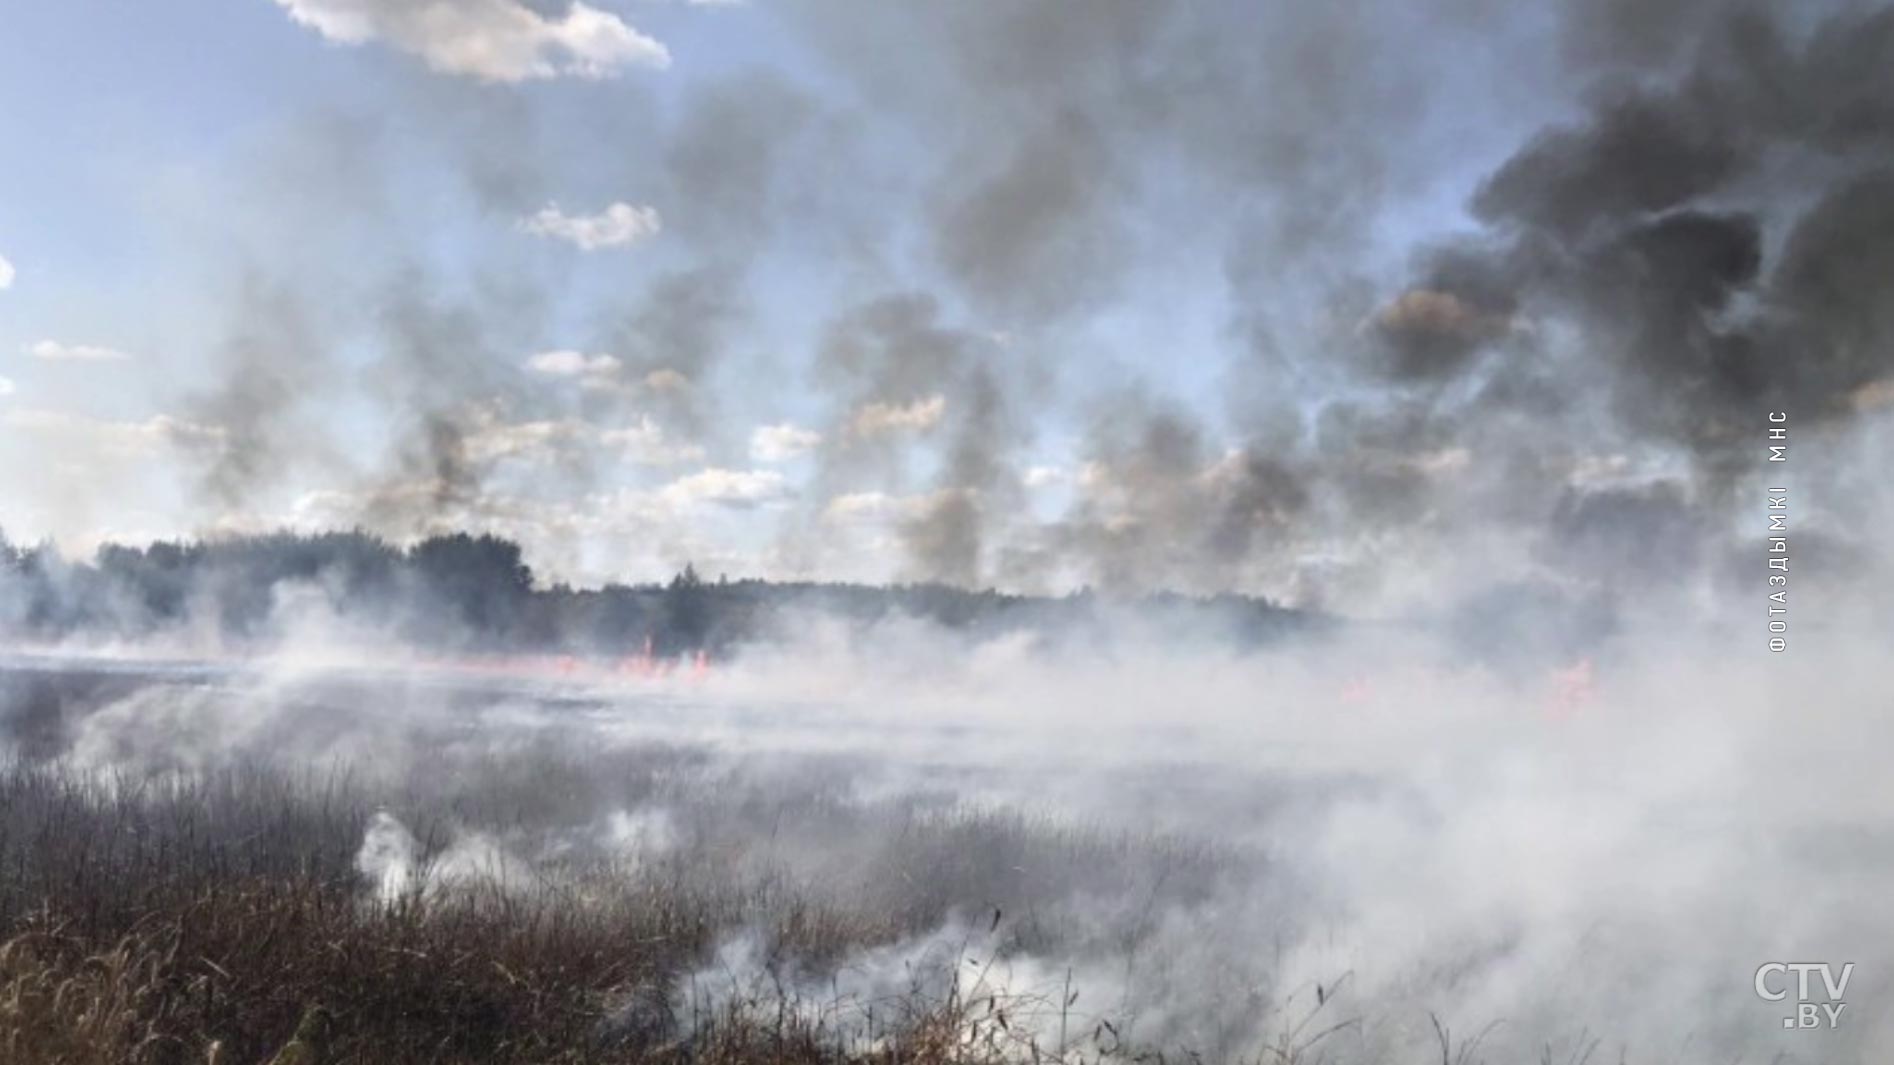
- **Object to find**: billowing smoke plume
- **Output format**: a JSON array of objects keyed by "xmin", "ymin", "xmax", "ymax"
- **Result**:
[{"xmin": 14, "ymin": 0, "xmax": 1892, "ymax": 619}]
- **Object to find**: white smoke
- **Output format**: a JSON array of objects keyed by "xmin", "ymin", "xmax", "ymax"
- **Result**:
[
  {"xmin": 354, "ymin": 810, "xmax": 529, "ymax": 908},
  {"xmin": 11, "ymin": 593, "xmax": 1891, "ymax": 1060}
]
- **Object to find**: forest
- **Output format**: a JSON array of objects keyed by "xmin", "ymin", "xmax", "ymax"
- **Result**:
[{"xmin": 0, "ymin": 529, "xmax": 1312, "ymax": 656}]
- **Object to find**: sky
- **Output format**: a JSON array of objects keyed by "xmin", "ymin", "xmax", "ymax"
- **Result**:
[{"xmin": 1, "ymin": 0, "xmax": 1889, "ymax": 616}]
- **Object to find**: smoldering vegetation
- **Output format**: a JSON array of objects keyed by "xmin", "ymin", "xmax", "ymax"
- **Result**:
[
  {"xmin": 0, "ymin": 661, "xmax": 1280, "ymax": 1065},
  {"xmin": 1, "ymin": 617, "xmax": 1890, "ymax": 1064}
]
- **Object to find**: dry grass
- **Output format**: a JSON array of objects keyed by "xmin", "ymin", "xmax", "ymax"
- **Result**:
[
  {"xmin": 0, "ymin": 898, "xmax": 1164, "ymax": 1065},
  {"xmin": 0, "ymin": 666, "xmax": 1396, "ymax": 1064},
  {"xmin": 0, "ymin": 749, "xmax": 1266, "ymax": 1065},
  {"xmin": 0, "ymin": 928, "xmax": 169, "ymax": 1064}
]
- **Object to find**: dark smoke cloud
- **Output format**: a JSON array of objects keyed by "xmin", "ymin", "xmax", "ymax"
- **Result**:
[
  {"xmin": 1449, "ymin": 5, "xmax": 1894, "ymax": 460},
  {"xmin": 783, "ymin": 0, "xmax": 1438, "ymax": 323},
  {"xmin": 659, "ymin": 71, "xmax": 822, "ymax": 254},
  {"xmin": 1473, "ymin": 94, "xmax": 1746, "ymax": 241},
  {"xmin": 932, "ymin": 110, "xmax": 1123, "ymax": 324},
  {"xmin": 172, "ymin": 67, "xmax": 799, "ymax": 545},
  {"xmin": 355, "ymin": 270, "xmax": 552, "ymax": 531},
  {"xmin": 137, "ymin": 0, "xmax": 1894, "ymax": 614},
  {"xmin": 760, "ymin": 0, "xmax": 1484, "ymax": 596},
  {"xmin": 1223, "ymin": 0, "xmax": 1894, "ymax": 608},
  {"xmin": 790, "ymin": 293, "xmax": 1030, "ymax": 587},
  {"xmin": 1543, "ymin": 481, "xmax": 1707, "ymax": 588},
  {"xmin": 1033, "ymin": 399, "xmax": 1308, "ymax": 596},
  {"xmin": 191, "ymin": 279, "xmax": 333, "ymax": 509},
  {"xmin": 594, "ymin": 265, "xmax": 745, "ymax": 440},
  {"xmin": 1368, "ymin": 286, "xmax": 1515, "ymax": 381}
]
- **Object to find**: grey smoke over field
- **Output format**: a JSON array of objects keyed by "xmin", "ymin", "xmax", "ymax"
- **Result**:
[
  {"xmin": 192, "ymin": 279, "xmax": 332, "ymax": 509},
  {"xmin": 4, "ymin": 597, "xmax": 1890, "ymax": 1059},
  {"xmin": 795, "ymin": 293, "xmax": 1035, "ymax": 587},
  {"xmin": 1441, "ymin": 8, "xmax": 1894, "ymax": 460},
  {"xmin": 108, "ymin": 0, "xmax": 1884, "ymax": 614}
]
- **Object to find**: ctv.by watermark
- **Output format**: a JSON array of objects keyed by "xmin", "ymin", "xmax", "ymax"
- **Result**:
[{"xmin": 1755, "ymin": 962, "xmax": 1853, "ymax": 1029}]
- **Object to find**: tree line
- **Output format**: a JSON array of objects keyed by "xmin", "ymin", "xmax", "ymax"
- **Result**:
[{"xmin": 0, "ymin": 528, "xmax": 1311, "ymax": 656}]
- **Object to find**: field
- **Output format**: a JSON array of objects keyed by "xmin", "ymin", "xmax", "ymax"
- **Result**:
[
  {"xmin": 0, "ymin": 640, "xmax": 1880, "ymax": 1064},
  {"xmin": 0, "ymin": 656, "xmax": 1313, "ymax": 1065}
]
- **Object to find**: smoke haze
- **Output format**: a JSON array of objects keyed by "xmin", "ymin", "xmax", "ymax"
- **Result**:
[
  {"xmin": 1, "ymin": 1, "xmax": 1889, "ymax": 1061},
  {"xmin": 0, "ymin": 0, "xmax": 1882, "ymax": 612}
]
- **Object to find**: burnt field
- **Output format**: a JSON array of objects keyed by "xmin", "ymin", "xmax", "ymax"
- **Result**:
[{"xmin": 0, "ymin": 641, "xmax": 1884, "ymax": 1065}]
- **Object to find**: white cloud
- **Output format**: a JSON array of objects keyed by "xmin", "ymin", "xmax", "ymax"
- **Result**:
[
  {"xmin": 1023, "ymin": 465, "xmax": 1067, "ymax": 488},
  {"xmin": 821, "ymin": 490, "xmax": 935, "ymax": 525},
  {"xmin": 451, "ymin": 405, "xmax": 702, "ymax": 467},
  {"xmin": 523, "ymin": 354, "xmax": 695, "ymax": 402},
  {"xmin": 661, "ymin": 468, "xmax": 788, "ymax": 508},
  {"xmin": 3, "ymin": 408, "xmax": 225, "ymax": 456},
  {"xmin": 27, "ymin": 340, "xmax": 132, "ymax": 362},
  {"xmin": 749, "ymin": 422, "xmax": 821, "ymax": 462},
  {"xmin": 526, "ymin": 349, "xmax": 622, "ymax": 377},
  {"xmin": 519, "ymin": 202, "xmax": 661, "ymax": 250},
  {"xmin": 0, "ymin": 253, "xmax": 13, "ymax": 290},
  {"xmin": 460, "ymin": 416, "xmax": 585, "ymax": 464},
  {"xmin": 1074, "ymin": 460, "xmax": 1110, "ymax": 490},
  {"xmin": 823, "ymin": 491, "xmax": 897, "ymax": 522},
  {"xmin": 0, "ymin": 377, "xmax": 13, "ymax": 397},
  {"xmin": 600, "ymin": 416, "xmax": 706, "ymax": 466},
  {"xmin": 643, "ymin": 367, "xmax": 690, "ymax": 392},
  {"xmin": 274, "ymin": 0, "xmax": 669, "ymax": 82},
  {"xmin": 850, "ymin": 395, "xmax": 946, "ymax": 437}
]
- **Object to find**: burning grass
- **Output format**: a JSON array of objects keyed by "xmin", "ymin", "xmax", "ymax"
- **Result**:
[
  {"xmin": 1, "ymin": 659, "xmax": 1797, "ymax": 1064},
  {"xmin": 0, "ymin": 748, "xmax": 1276, "ymax": 1065}
]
